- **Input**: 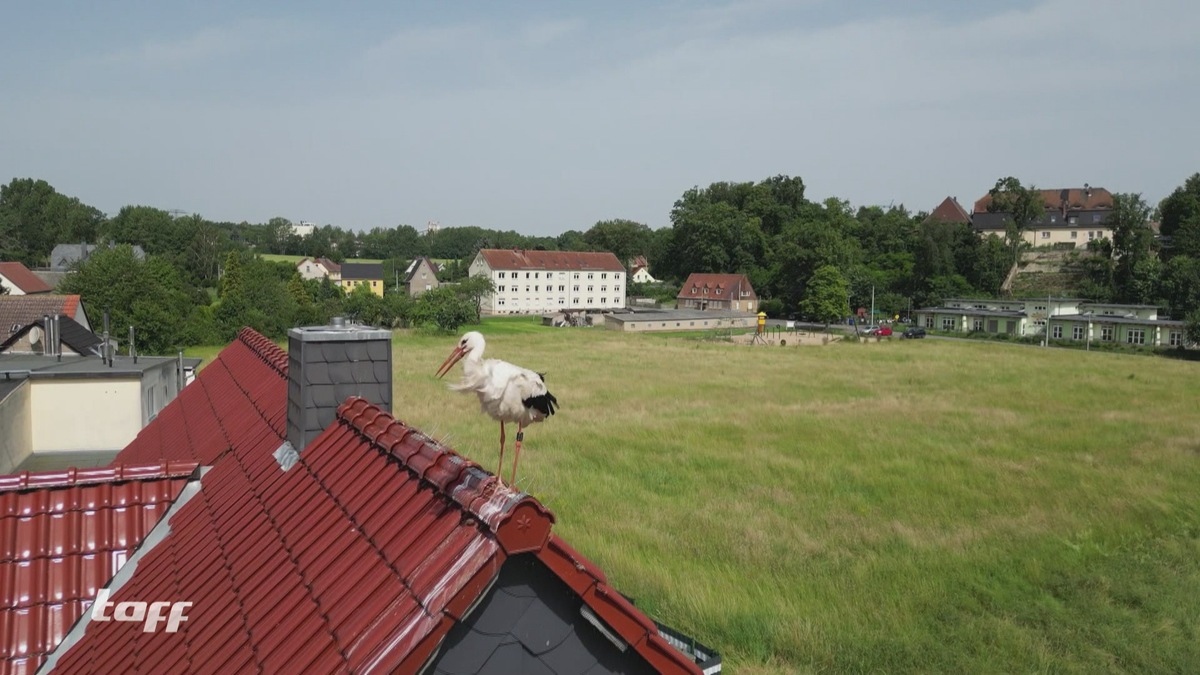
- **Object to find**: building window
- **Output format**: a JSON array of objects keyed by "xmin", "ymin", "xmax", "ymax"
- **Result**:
[
  {"xmin": 1127, "ymin": 329, "xmax": 1145, "ymax": 345},
  {"xmin": 1101, "ymin": 326, "xmax": 1113, "ymax": 341},
  {"xmin": 1072, "ymin": 325, "xmax": 1085, "ymax": 340},
  {"xmin": 372, "ymin": 281, "xmax": 378, "ymax": 287},
  {"xmin": 587, "ymin": 297, "xmax": 593, "ymax": 304},
  {"xmin": 601, "ymin": 286, "xmax": 607, "ymax": 292},
  {"xmin": 1068, "ymin": 217, "xmax": 1078, "ymax": 224},
  {"xmin": 941, "ymin": 318, "xmax": 955, "ymax": 331},
  {"xmin": 601, "ymin": 297, "xmax": 607, "ymax": 304},
  {"xmin": 615, "ymin": 286, "xmax": 621, "ymax": 294},
  {"xmin": 1088, "ymin": 231, "xmax": 1095, "ymax": 240},
  {"xmin": 534, "ymin": 285, "xmax": 539, "ymax": 291},
  {"xmin": 1052, "ymin": 325, "xmax": 1063, "ymax": 339},
  {"xmin": 1170, "ymin": 331, "xmax": 1182, "ymax": 346},
  {"xmin": 535, "ymin": 272, "xmax": 539, "ymax": 278},
  {"xmin": 526, "ymin": 272, "xmax": 530, "ymax": 278},
  {"xmin": 973, "ymin": 319, "xmax": 984, "ymax": 331},
  {"xmin": 1049, "ymin": 215, "xmax": 1057, "ymax": 223},
  {"xmin": 1070, "ymin": 231, "xmax": 1078, "ymax": 239},
  {"xmin": 716, "ymin": 288, "xmax": 722, "ymax": 295},
  {"xmin": 924, "ymin": 315, "xmax": 934, "ymax": 329},
  {"xmin": 574, "ymin": 273, "xmax": 579, "ymax": 279},
  {"xmin": 1093, "ymin": 214, "xmax": 1102, "ymax": 222},
  {"xmin": 558, "ymin": 285, "xmax": 564, "ymax": 291},
  {"xmin": 1042, "ymin": 231, "xmax": 1050, "ymax": 239},
  {"xmin": 559, "ymin": 298, "xmax": 565, "ymax": 305},
  {"xmin": 573, "ymin": 285, "xmax": 579, "ymax": 292},
  {"xmin": 588, "ymin": 285, "xmax": 593, "ymax": 291},
  {"xmin": 498, "ymin": 272, "xmax": 505, "ymax": 279},
  {"xmin": 588, "ymin": 273, "xmax": 594, "ymax": 279},
  {"xmin": 601, "ymin": 273, "xmax": 607, "ymax": 279},
  {"xmin": 526, "ymin": 286, "xmax": 530, "ymax": 292},
  {"xmin": 498, "ymin": 299, "xmax": 505, "ymax": 306}
]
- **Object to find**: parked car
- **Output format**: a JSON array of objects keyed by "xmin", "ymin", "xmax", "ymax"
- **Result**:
[
  {"xmin": 902, "ymin": 327, "xmax": 926, "ymax": 339},
  {"xmin": 875, "ymin": 326, "xmax": 894, "ymax": 336}
]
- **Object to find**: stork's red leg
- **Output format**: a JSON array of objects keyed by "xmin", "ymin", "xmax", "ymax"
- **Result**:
[
  {"xmin": 511, "ymin": 424, "xmax": 524, "ymax": 486},
  {"xmin": 498, "ymin": 421, "xmax": 506, "ymax": 487}
]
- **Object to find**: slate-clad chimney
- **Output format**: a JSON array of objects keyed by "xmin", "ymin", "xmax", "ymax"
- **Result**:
[{"xmin": 287, "ymin": 318, "xmax": 392, "ymax": 452}]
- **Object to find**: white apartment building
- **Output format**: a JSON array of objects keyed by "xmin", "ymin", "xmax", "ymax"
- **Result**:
[{"xmin": 470, "ymin": 249, "xmax": 626, "ymax": 315}]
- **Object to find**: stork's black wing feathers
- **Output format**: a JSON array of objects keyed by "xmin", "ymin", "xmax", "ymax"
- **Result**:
[{"xmin": 523, "ymin": 390, "xmax": 558, "ymax": 416}]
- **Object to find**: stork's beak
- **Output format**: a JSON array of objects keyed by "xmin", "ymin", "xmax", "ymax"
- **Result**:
[{"xmin": 436, "ymin": 346, "xmax": 466, "ymax": 379}]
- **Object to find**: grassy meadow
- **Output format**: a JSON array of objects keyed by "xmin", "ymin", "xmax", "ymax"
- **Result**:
[{"xmin": 196, "ymin": 318, "xmax": 1200, "ymax": 673}]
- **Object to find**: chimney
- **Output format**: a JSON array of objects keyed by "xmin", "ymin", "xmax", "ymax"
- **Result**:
[
  {"xmin": 53, "ymin": 314, "xmax": 62, "ymax": 361},
  {"xmin": 286, "ymin": 317, "xmax": 392, "ymax": 453}
]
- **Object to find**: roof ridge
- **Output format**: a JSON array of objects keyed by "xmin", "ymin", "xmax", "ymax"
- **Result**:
[
  {"xmin": 0, "ymin": 461, "xmax": 198, "ymax": 492},
  {"xmin": 236, "ymin": 327, "xmax": 289, "ymax": 376},
  {"xmin": 336, "ymin": 397, "xmax": 555, "ymax": 555}
]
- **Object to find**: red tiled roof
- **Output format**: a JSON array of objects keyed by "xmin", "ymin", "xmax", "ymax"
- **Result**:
[
  {"xmin": 677, "ymin": 273, "xmax": 757, "ymax": 301},
  {"xmin": 0, "ymin": 462, "xmax": 197, "ymax": 675},
  {"xmin": 0, "ymin": 295, "xmax": 83, "ymax": 338},
  {"xmin": 478, "ymin": 249, "xmax": 625, "ymax": 272},
  {"xmin": 925, "ymin": 197, "xmax": 972, "ymax": 224},
  {"xmin": 973, "ymin": 187, "xmax": 1114, "ymax": 214},
  {"xmin": 0, "ymin": 263, "xmax": 52, "ymax": 294},
  {"xmin": 52, "ymin": 394, "xmax": 700, "ymax": 674},
  {"xmin": 110, "ymin": 328, "xmax": 288, "ymax": 466}
]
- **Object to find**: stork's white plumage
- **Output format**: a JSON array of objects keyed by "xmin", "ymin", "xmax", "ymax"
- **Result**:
[{"xmin": 435, "ymin": 331, "xmax": 557, "ymax": 485}]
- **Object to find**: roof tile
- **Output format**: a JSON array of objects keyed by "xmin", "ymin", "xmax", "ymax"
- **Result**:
[
  {"xmin": 0, "ymin": 263, "xmax": 52, "ymax": 294},
  {"xmin": 478, "ymin": 249, "xmax": 626, "ymax": 272}
]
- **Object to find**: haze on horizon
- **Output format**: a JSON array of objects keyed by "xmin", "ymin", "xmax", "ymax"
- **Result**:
[{"xmin": 1, "ymin": 0, "xmax": 1197, "ymax": 235}]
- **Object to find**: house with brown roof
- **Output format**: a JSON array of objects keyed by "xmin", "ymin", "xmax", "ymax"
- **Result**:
[
  {"xmin": 924, "ymin": 197, "xmax": 972, "ymax": 225},
  {"xmin": 972, "ymin": 185, "xmax": 1115, "ymax": 247},
  {"xmin": 629, "ymin": 255, "xmax": 658, "ymax": 284},
  {"xmin": 296, "ymin": 256, "xmax": 342, "ymax": 282},
  {"xmin": 0, "ymin": 293, "xmax": 91, "ymax": 339},
  {"xmin": 0, "ymin": 261, "xmax": 53, "ymax": 295},
  {"xmin": 677, "ymin": 273, "xmax": 757, "ymax": 313},
  {"xmin": 1, "ymin": 323, "xmax": 719, "ymax": 674},
  {"xmin": 470, "ymin": 249, "xmax": 626, "ymax": 314}
]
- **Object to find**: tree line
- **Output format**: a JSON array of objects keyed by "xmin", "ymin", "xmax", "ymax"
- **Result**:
[{"xmin": 3, "ymin": 172, "xmax": 1199, "ymax": 352}]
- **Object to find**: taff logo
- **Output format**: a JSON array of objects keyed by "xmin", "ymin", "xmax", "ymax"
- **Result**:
[{"xmin": 91, "ymin": 590, "xmax": 192, "ymax": 633}]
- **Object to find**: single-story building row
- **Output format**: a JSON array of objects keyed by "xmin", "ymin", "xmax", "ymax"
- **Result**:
[{"xmin": 605, "ymin": 309, "xmax": 758, "ymax": 332}]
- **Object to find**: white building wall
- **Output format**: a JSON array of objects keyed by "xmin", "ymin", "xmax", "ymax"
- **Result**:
[
  {"xmin": 297, "ymin": 259, "xmax": 331, "ymax": 281},
  {"xmin": 0, "ymin": 274, "xmax": 28, "ymax": 295},
  {"xmin": 470, "ymin": 254, "xmax": 626, "ymax": 314},
  {"xmin": 30, "ymin": 379, "xmax": 142, "ymax": 452}
]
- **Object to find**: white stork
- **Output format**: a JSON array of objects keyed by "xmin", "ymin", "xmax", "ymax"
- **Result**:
[{"xmin": 435, "ymin": 331, "xmax": 558, "ymax": 486}]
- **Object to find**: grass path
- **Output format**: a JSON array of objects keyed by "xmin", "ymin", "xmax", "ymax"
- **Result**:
[{"xmin": 195, "ymin": 318, "xmax": 1200, "ymax": 673}]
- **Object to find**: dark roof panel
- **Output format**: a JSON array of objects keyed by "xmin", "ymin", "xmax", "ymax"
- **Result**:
[{"xmin": 340, "ymin": 262, "xmax": 384, "ymax": 279}]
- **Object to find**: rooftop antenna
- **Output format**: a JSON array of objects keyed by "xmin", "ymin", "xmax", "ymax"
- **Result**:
[{"xmin": 167, "ymin": 209, "xmax": 188, "ymax": 218}]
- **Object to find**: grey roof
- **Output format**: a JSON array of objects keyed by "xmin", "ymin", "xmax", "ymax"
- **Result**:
[
  {"xmin": 916, "ymin": 307, "xmax": 1026, "ymax": 318},
  {"xmin": 605, "ymin": 309, "xmax": 757, "ymax": 323},
  {"xmin": 340, "ymin": 262, "xmax": 384, "ymax": 280},
  {"xmin": 0, "ymin": 354, "xmax": 198, "ymax": 380},
  {"xmin": 0, "ymin": 378, "xmax": 25, "ymax": 402},
  {"xmin": 49, "ymin": 243, "xmax": 145, "ymax": 271},
  {"xmin": 1079, "ymin": 302, "xmax": 1160, "ymax": 310},
  {"xmin": 1051, "ymin": 314, "xmax": 1184, "ymax": 327},
  {"xmin": 0, "ymin": 315, "xmax": 103, "ymax": 356},
  {"xmin": 429, "ymin": 555, "xmax": 655, "ymax": 675}
]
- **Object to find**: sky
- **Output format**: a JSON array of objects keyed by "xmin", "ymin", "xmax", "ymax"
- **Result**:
[{"xmin": 1, "ymin": 0, "xmax": 1197, "ymax": 234}]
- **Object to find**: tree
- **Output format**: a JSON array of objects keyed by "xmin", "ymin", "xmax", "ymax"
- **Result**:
[
  {"xmin": 412, "ymin": 287, "xmax": 475, "ymax": 333},
  {"xmin": 582, "ymin": 219, "xmax": 652, "ymax": 270},
  {"xmin": 455, "ymin": 275, "xmax": 496, "ymax": 323},
  {"xmin": 987, "ymin": 177, "xmax": 1043, "ymax": 262},
  {"xmin": 1159, "ymin": 173, "xmax": 1200, "ymax": 258},
  {"xmin": 0, "ymin": 178, "xmax": 104, "ymax": 264},
  {"xmin": 220, "ymin": 251, "xmax": 244, "ymax": 299},
  {"xmin": 1186, "ymin": 310, "xmax": 1200, "ymax": 347},
  {"xmin": 58, "ymin": 246, "xmax": 192, "ymax": 354},
  {"xmin": 802, "ymin": 265, "xmax": 849, "ymax": 327},
  {"xmin": 287, "ymin": 272, "xmax": 311, "ymax": 306}
]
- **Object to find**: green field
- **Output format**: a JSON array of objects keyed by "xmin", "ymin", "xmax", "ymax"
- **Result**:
[{"xmin": 192, "ymin": 318, "xmax": 1200, "ymax": 673}]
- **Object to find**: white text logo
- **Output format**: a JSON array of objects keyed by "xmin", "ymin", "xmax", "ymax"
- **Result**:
[{"xmin": 91, "ymin": 590, "xmax": 192, "ymax": 633}]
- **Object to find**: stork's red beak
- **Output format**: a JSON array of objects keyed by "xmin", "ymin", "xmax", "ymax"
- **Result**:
[{"xmin": 436, "ymin": 346, "xmax": 466, "ymax": 379}]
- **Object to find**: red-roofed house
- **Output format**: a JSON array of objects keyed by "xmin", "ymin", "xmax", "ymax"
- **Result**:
[
  {"xmin": 470, "ymin": 249, "xmax": 627, "ymax": 315},
  {"xmin": 677, "ymin": 273, "xmax": 757, "ymax": 313},
  {"xmin": 972, "ymin": 185, "xmax": 1116, "ymax": 247},
  {"xmin": 0, "ymin": 262, "xmax": 53, "ymax": 296},
  {"xmin": 924, "ymin": 197, "xmax": 972, "ymax": 225},
  {"xmin": 0, "ymin": 462, "xmax": 198, "ymax": 674},
  {"xmin": 296, "ymin": 257, "xmax": 342, "ymax": 282},
  {"xmin": 3, "ymin": 324, "xmax": 719, "ymax": 674}
]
